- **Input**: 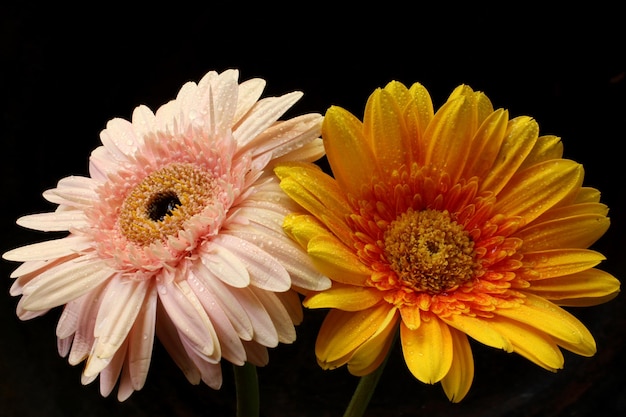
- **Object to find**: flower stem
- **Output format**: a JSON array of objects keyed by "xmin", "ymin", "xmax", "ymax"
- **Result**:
[
  {"xmin": 233, "ymin": 362, "xmax": 259, "ymax": 417},
  {"xmin": 342, "ymin": 331, "xmax": 398, "ymax": 417}
]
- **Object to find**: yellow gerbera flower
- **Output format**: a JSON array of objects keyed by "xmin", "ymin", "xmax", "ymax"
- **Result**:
[{"xmin": 275, "ymin": 81, "xmax": 621, "ymax": 402}]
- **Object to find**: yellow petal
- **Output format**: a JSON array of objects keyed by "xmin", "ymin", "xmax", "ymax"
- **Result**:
[
  {"xmin": 480, "ymin": 116, "xmax": 539, "ymax": 194},
  {"xmin": 364, "ymin": 85, "xmax": 412, "ymax": 173},
  {"xmin": 316, "ymin": 304, "xmax": 395, "ymax": 365},
  {"xmin": 522, "ymin": 249, "xmax": 606, "ymax": 279},
  {"xmin": 276, "ymin": 162, "xmax": 352, "ymax": 244},
  {"xmin": 307, "ymin": 234, "xmax": 371, "ymax": 286},
  {"xmin": 322, "ymin": 106, "xmax": 378, "ymax": 196},
  {"xmin": 303, "ymin": 283, "xmax": 383, "ymax": 311},
  {"xmin": 495, "ymin": 293, "xmax": 596, "ymax": 355},
  {"xmin": 517, "ymin": 213, "xmax": 610, "ymax": 251},
  {"xmin": 519, "ymin": 134, "xmax": 564, "ymax": 170},
  {"xmin": 400, "ymin": 314, "xmax": 453, "ymax": 384},
  {"xmin": 399, "ymin": 305, "xmax": 421, "ymax": 330},
  {"xmin": 528, "ymin": 268, "xmax": 620, "ymax": 306},
  {"xmin": 441, "ymin": 313, "xmax": 512, "ymax": 352},
  {"xmin": 408, "ymin": 82, "xmax": 435, "ymax": 138},
  {"xmin": 488, "ymin": 316, "xmax": 564, "ymax": 372},
  {"xmin": 422, "ymin": 95, "xmax": 473, "ymax": 182},
  {"xmin": 575, "ymin": 187, "xmax": 602, "ymax": 204},
  {"xmin": 441, "ymin": 328, "xmax": 474, "ymax": 403},
  {"xmin": 461, "ymin": 108, "xmax": 509, "ymax": 180},
  {"xmin": 494, "ymin": 159, "xmax": 584, "ymax": 224},
  {"xmin": 347, "ymin": 308, "xmax": 399, "ymax": 376}
]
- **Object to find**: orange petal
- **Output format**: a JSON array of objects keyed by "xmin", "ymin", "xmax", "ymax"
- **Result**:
[
  {"xmin": 304, "ymin": 283, "xmax": 383, "ymax": 311},
  {"xmin": 488, "ymin": 315, "xmax": 564, "ymax": 372},
  {"xmin": 461, "ymin": 108, "xmax": 509, "ymax": 180},
  {"xmin": 441, "ymin": 328, "xmax": 474, "ymax": 403},
  {"xmin": 528, "ymin": 268, "xmax": 620, "ymax": 306},
  {"xmin": 364, "ymin": 85, "xmax": 412, "ymax": 174},
  {"xmin": 400, "ymin": 314, "xmax": 453, "ymax": 384},
  {"xmin": 495, "ymin": 293, "xmax": 596, "ymax": 356},
  {"xmin": 494, "ymin": 159, "xmax": 584, "ymax": 224},
  {"xmin": 522, "ymin": 249, "xmax": 606, "ymax": 279},
  {"xmin": 519, "ymin": 134, "xmax": 564, "ymax": 170},
  {"xmin": 441, "ymin": 313, "xmax": 512, "ymax": 352},
  {"xmin": 480, "ymin": 116, "xmax": 539, "ymax": 194},
  {"xmin": 347, "ymin": 308, "xmax": 399, "ymax": 376},
  {"xmin": 307, "ymin": 234, "xmax": 371, "ymax": 286},
  {"xmin": 517, "ymin": 213, "xmax": 610, "ymax": 251},
  {"xmin": 399, "ymin": 305, "xmax": 421, "ymax": 330},
  {"xmin": 422, "ymin": 95, "xmax": 473, "ymax": 182},
  {"xmin": 316, "ymin": 304, "xmax": 395, "ymax": 366},
  {"xmin": 322, "ymin": 106, "xmax": 378, "ymax": 196}
]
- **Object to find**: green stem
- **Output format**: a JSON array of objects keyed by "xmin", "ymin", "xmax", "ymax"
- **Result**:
[
  {"xmin": 233, "ymin": 362, "xmax": 259, "ymax": 417},
  {"xmin": 343, "ymin": 331, "xmax": 398, "ymax": 417}
]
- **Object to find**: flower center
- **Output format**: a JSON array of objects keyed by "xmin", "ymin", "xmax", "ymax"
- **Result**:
[
  {"xmin": 383, "ymin": 208, "xmax": 477, "ymax": 293},
  {"xmin": 118, "ymin": 163, "xmax": 217, "ymax": 246}
]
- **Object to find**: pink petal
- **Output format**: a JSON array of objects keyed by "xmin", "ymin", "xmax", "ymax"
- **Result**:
[
  {"xmin": 201, "ymin": 241, "xmax": 250, "ymax": 288},
  {"xmin": 231, "ymin": 287, "xmax": 278, "ymax": 347},
  {"xmin": 157, "ymin": 279, "xmax": 220, "ymax": 361},
  {"xmin": 233, "ymin": 91, "xmax": 303, "ymax": 149},
  {"xmin": 190, "ymin": 262, "xmax": 253, "ymax": 341},
  {"xmin": 249, "ymin": 287, "xmax": 296, "ymax": 343},
  {"xmin": 214, "ymin": 233, "xmax": 290, "ymax": 292},
  {"xmin": 42, "ymin": 175, "xmax": 98, "ymax": 207},
  {"xmin": 233, "ymin": 77, "xmax": 266, "ymax": 124},
  {"xmin": 21, "ymin": 257, "xmax": 114, "ymax": 311},
  {"xmin": 127, "ymin": 282, "xmax": 157, "ymax": 390},
  {"xmin": 16, "ymin": 211, "xmax": 88, "ymax": 232},
  {"xmin": 3, "ymin": 235, "xmax": 92, "ymax": 262}
]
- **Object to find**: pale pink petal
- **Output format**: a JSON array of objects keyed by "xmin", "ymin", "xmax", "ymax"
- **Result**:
[
  {"xmin": 274, "ymin": 290, "xmax": 304, "ymax": 326},
  {"xmin": 100, "ymin": 117, "xmax": 141, "ymax": 158},
  {"xmin": 181, "ymin": 337, "xmax": 223, "ymax": 389},
  {"xmin": 3, "ymin": 235, "xmax": 92, "ymax": 262},
  {"xmin": 157, "ymin": 279, "xmax": 220, "ymax": 361},
  {"xmin": 130, "ymin": 104, "xmax": 157, "ymax": 139},
  {"xmin": 200, "ymin": 241, "xmax": 250, "ymax": 288},
  {"xmin": 249, "ymin": 286, "xmax": 296, "ymax": 344},
  {"xmin": 21, "ymin": 258, "xmax": 115, "ymax": 311},
  {"xmin": 16, "ymin": 211, "xmax": 88, "ymax": 232},
  {"xmin": 233, "ymin": 77, "xmax": 266, "ymax": 124},
  {"xmin": 127, "ymin": 282, "xmax": 157, "ymax": 390},
  {"xmin": 155, "ymin": 302, "xmax": 202, "ymax": 385},
  {"xmin": 190, "ymin": 262, "xmax": 254, "ymax": 341},
  {"xmin": 233, "ymin": 91, "xmax": 303, "ymax": 148},
  {"xmin": 228, "ymin": 224, "xmax": 330, "ymax": 291},
  {"xmin": 42, "ymin": 175, "xmax": 98, "ymax": 207},
  {"xmin": 187, "ymin": 272, "xmax": 247, "ymax": 365},
  {"xmin": 99, "ymin": 340, "xmax": 127, "ymax": 397},
  {"xmin": 231, "ymin": 287, "xmax": 278, "ymax": 347},
  {"xmin": 214, "ymin": 233, "xmax": 291, "ymax": 292}
]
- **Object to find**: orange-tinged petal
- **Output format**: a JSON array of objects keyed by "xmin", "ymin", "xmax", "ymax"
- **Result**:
[
  {"xmin": 307, "ymin": 235, "xmax": 371, "ymax": 286},
  {"xmin": 447, "ymin": 85, "xmax": 494, "ymax": 125},
  {"xmin": 322, "ymin": 105, "xmax": 378, "ymax": 195},
  {"xmin": 461, "ymin": 108, "xmax": 509, "ymax": 180},
  {"xmin": 480, "ymin": 116, "xmax": 539, "ymax": 194},
  {"xmin": 495, "ymin": 293, "xmax": 596, "ymax": 355},
  {"xmin": 316, "ymin": 304, "xmax": 395, "ymax": 365},
  {"xmin": 522, "ymin": 249, "xmax": 606, "ymax": 279},
  {"xmin": 517, "ymin": 213, "xmax": 610, "ymax": 251},
  {"xmin": 488, "ymin": 316, "xmax": 564, "ymax": 372},
  {"xmin": 575, "ymin": 187, "xmax": 602, "ymax": 204},
  {"xmin": 364, "ymin": 85, "xmax": 412, "ymax": 173},
  {"xmin": 347, "ymin": 308, "xmax": 399, "ymax": 376},
  {"xmin": 408, "ymin": 82, "xmax": 435, "ymax": 137},
  {"xmin": 519, "ymin": 135, "xmax": 564, "ymax": 169},
  {"xmin": 422, "ymin": 96, "xmax": 472, "ymax": 181},
  {"xmin": 528, "ymin": 268, "xmax": 620, "ymax": 305},
  {"xmin": 303, "ymin": 283, "xmax": 384, "ymax": 311},
  {"xmin": 441, "ymin": 328, "xmax": 474, "ymax": 403},
  {"xmin": 494, "ymin": 159, "xmax": 584, "ymax": 224},
  {"xmin": 530, "ymin": 201, "xmax": 609, "ymax": 225},
  {"xmin": 400, "ymin": 314, "xmax": 453, "ymax": 384},
  {"xmin": 399, "ymin": 305, "xmax": 421, "ymax": 330},
  {"xmin": 441, "ymin": 313, "xmax": 513, "ymax": 352}
]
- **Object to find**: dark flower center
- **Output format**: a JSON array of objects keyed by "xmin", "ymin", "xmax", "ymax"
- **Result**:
[{"xmin": 147, "ymin": 191, "xmax": 182, "ymax": 221}]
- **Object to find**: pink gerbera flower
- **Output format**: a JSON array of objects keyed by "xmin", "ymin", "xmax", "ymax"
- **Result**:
[{"xmin": 3, "ymin": 69, "xmax": 330, "ymax": 400}]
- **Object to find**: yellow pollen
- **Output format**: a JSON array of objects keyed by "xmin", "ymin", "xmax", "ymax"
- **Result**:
[
  {"xmin": 383, "ymin": 208, "xmax": 477, "ymax": 294},
  {"xmin": 118, "ymin": 163, "xmax": 217, "ymax": 246}
]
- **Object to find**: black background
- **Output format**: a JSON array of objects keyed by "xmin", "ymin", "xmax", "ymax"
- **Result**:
[{"xmin": 1, "ymin": 3, "xmax": 625, "ymax": 417}]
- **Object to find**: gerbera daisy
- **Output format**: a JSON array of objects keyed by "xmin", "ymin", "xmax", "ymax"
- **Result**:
[
  {"xmin": 3, "ymin": 69, "xmax": 330, "ymax": 401},
  {"xmin": 276, "ymin": 81, "xmax": 620, "ymax": 403}
]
